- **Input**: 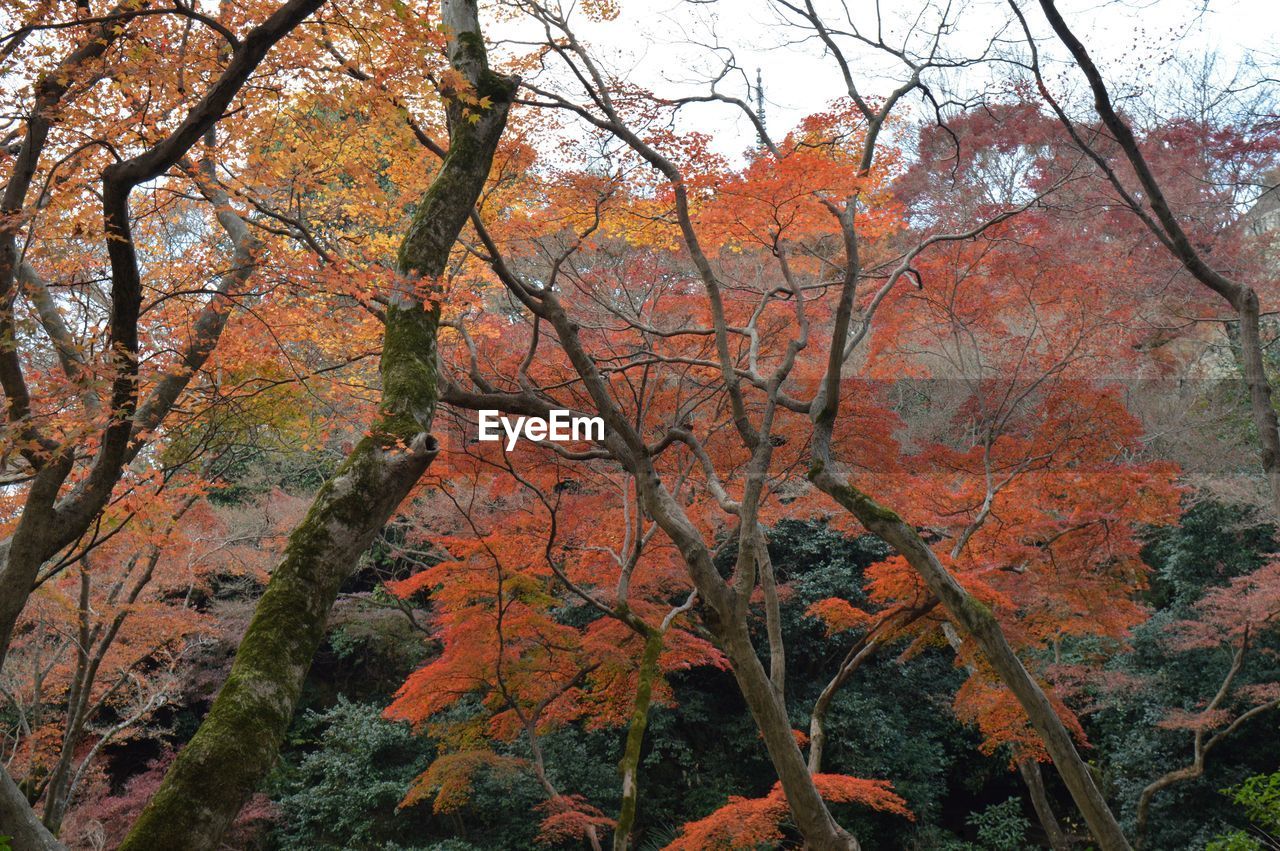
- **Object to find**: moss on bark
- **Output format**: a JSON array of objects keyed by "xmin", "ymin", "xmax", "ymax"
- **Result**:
[
  {"xmin": 119, "ymin": 438, "xmax": 434, "ymax": 849},
  {"xmin": 613, "ymin": 629, "xmax": 663, "ymax": 850},
  {"xmin": 379, "ymin": 304, "xmax": 440, "ymax": 439}
]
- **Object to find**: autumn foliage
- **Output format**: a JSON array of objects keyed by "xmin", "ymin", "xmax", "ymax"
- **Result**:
[
  {"xmin": 665, "ymin": 774, "xmax": 913, "ymax": 850},
  {"xmin": 1, "ymin": 0, "xmax": 1279, "ymax": 849}
]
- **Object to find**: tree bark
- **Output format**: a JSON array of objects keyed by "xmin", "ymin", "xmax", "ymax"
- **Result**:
[
  {"xmin": 719, "ymin": 626, "xmax": 861, "ymax": 850},
  {"xmin": 1026, "ymin": 0, "xmax": 1280, "ymax": 519},
  {"xmin": 118, "ymin": 4, "xmax": 517, "ymax": 847},
  {"xmin": 0, "ymin": 0, "xmax": 326, "ymax": 673}
]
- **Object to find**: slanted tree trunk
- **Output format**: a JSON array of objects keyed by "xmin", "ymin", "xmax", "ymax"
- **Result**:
[
  {"xmin": 1020, "ymin": 0, "xmax": 1280, "ymax": 520},
  {"xmin": 118, "ymin": 5, "xmax": 516, "ymax": 847},
  {"xmin": 809, "ymin": 634, "xmax": 878, "ymax": 776},
  {"xmin": 757, "ymin": 535, "xmax": 787, "ymax": 699},
  {"xmin": 940, "ymin": 622, "xmax": 1074, "ymax": 851},
  {"xmin": 806, "ymin": 166, "xmax": 1129, "ymax": 848},
  {"xmin": 1, "ymin": 766, "xmax": 63, "ymax": 851},
  {"xmin": 809, "ymin": 463, "xmax": 1131, "ymax": 851}
]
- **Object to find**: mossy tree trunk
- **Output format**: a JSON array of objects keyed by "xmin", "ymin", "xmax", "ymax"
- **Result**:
[
  {"xmin": 118, "ymin": 4, "xmax": 517, "ymax": 847},
  {"xmin": 613, "ymin": 627, "xmax": 662, "ymax": 851}
]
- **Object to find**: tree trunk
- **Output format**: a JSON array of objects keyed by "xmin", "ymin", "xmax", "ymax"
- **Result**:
[
  {"xmin": 0, "ymin": 0, "xmax": 325, "ymax": 672},
  {"xmin": 613, "ymin": 629, "xmax": 662, "ymax": 851},
  {"xmin": 1019, "ymin": 759, "xmax": 1072, "ymax": 851},
  {"xmin": 118, "ymin": 4, "xmax": 516, "ymax": 847},
  {"xmin": 1032, "ymin": 0, "xmax": 1280, "ymax": 520},
  {"xmin": 118, "ymin": 438, "xmax": 436, "ymax": 848},
  {"xmin": 810, "ymin": 463, "xmax": 1131, "ymax": 851},
  {"xmin": 808, "ymin": 633, "xmax": 881, "ymax": 775},
  {"xmin": 39, "ymin": 568, "xmax": 96, "ymax": 835},
  {"xmin": 0, "ymin": 765, "xmax": 64, "ymax": 851},
  {"xmin": 1234, "ymin": 293, "xmax": 1280, "ymax": 519},
  {"xmin": 757, "ymin": 535, "xmax": 787, "ymax": 698},
  {"xmin": 720, "ymin": 626, "xmax": 861, "ymax": 850}
]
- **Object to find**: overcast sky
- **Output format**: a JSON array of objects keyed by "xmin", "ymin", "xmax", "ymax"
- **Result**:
[{"xmin": 490, "ymin": 0, "xmax": 1280, "ymax": 160}]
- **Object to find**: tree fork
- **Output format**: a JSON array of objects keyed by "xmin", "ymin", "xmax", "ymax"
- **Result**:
[
  {"xmin": 526, "ymin": 293, "xmax": 862, "ymax": 850},
  {"xmin": 719, "ymin": 624, "xmax": 862, "ymax": 850}
]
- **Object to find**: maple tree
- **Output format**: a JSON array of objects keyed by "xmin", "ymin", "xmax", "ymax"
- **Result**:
[
  {"xmin": 1129, "ymin": 559, "xmax": 1280, "ymax": 845},
  {"xmin": 1011, "ymin": 0, "xmax": 1280, "ymax": 519},
  {"xmin": 1, "ymin": 477, "xmax": 302, "ymax": 837},
  {"xmin": 379, "ymin": 456, "xmax": 717, "ymax": 850},
  {"xmin": 0, "ymin": 1, "xmax": 330, "ymax": 845},
  {"xmin": 119, "ymin": 1, "xmax": 517, "ymax": 847},
  {"xmin": 400, "ymin": 1, "xmax": 1175, "ymax": 845}
]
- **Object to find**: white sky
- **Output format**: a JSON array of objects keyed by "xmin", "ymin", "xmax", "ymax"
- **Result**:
[{"xmin": 490, "ymin": 0, "xmax": 1280, "ymax": 160}]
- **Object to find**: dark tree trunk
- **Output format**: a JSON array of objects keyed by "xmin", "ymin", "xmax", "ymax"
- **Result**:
[
  {"xmin": 1029, "ymin": 0, "xmax": 1280, "ymax": 520},
  {"xmin": 1020, "ymin": 759, "xmax": 1073, "ymax": 851}
]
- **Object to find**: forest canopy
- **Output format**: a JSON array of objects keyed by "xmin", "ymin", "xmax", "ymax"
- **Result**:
[{"xmin": 1, "ymin": 0, "xmax": 1279, "ymax": 849}]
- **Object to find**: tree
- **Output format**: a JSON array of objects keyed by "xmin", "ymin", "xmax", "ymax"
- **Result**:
[
  {"xmin": 1130, "ymin": 559, "xmax": 1280, "ymax": 845},
  {"xmin": 0, "ymin": 2, "xmax": 326, "ymax": 845},
  {"xmin": 7, "ymin": 493, "xmax": 205, "ymax": 836},
  {"xmin": 1, "ymin": 2, "xmax": 1268, "ymax": 846},
  {"xmin": 116, "ymin": 1, "xmax": 519, "ymax": 847},
  {"xmin": 1011, "ymin": 0, "xmax": 1280, "ymax": 518},
  {"xmin": 420, "ymin": 0, "xmax": 1174, "ymax": 845}
]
